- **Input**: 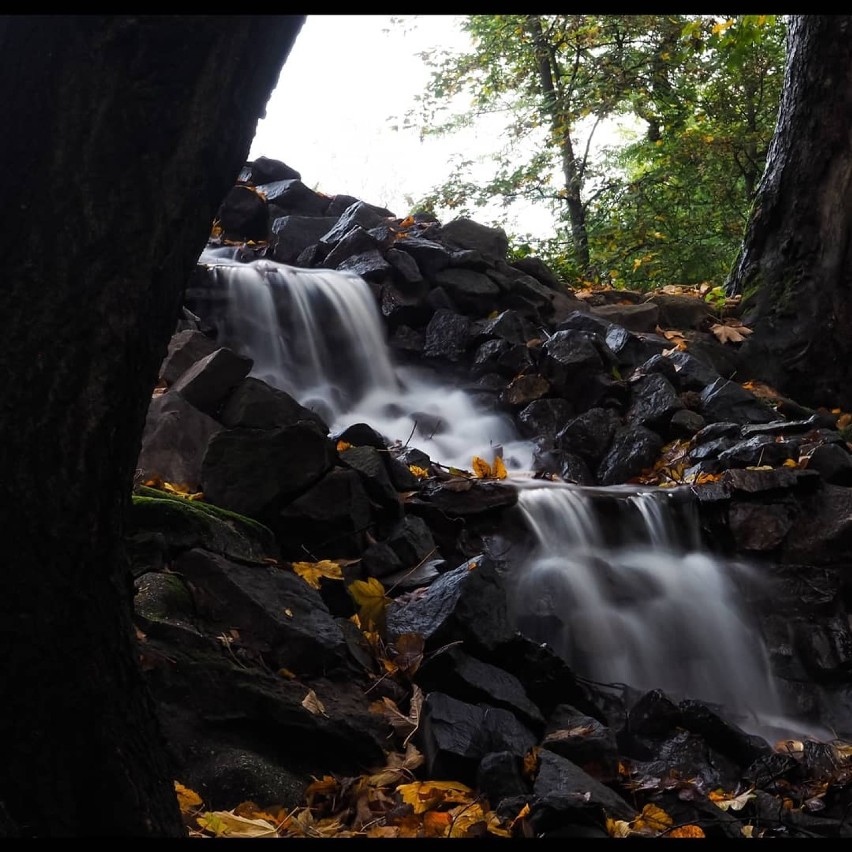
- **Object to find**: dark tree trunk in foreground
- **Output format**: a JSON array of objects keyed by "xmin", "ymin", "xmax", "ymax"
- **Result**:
[
  {"xmin": 726, "ymin": 15, "xmax": 852, "ymax": 410},
  {"xmin": 0, "ymin": 15, "xmax": 303, "ymax": 836}
]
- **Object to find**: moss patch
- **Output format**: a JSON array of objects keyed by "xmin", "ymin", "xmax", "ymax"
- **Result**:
[{"xmin": 130, "ymin": 487, "xmax": 278, "ymax": 563}]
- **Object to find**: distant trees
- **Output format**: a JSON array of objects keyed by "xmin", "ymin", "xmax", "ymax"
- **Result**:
[{"xmin": 405, "ymin": 14, "xmax": 786, "ymax": 289}]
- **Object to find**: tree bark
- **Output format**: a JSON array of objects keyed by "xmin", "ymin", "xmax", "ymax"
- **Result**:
[
  {"xmin": 726, "ymin": 15, "xmax": 852, "ymax": 409},
  {"xmin": 0, "ymin": 15, "xmax": 303, "ymax": 836}
]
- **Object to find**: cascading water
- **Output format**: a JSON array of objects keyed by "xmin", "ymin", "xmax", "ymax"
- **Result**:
[
  {"xmin": 507, "ymin": 483, "xmax": 817, "ymax": 740},
  {"xmin": 195, "ymin": 247, "xmax": 531, "ymax": 470},
  {"xmin": 191, "ymin": 249, "xmax": 819, "ymax": 740}
]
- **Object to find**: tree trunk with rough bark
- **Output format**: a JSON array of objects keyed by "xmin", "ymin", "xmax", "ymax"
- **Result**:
[
  {"xmin": 726, "ymin": 15, "xmax": 852, "ymax": 410},
  {"xmin": 0, "ymin": 14, "xmax": 303, "ymax": 837}
]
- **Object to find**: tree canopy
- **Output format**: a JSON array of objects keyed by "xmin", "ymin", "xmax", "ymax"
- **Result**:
[{"xmin": 404, "ymin": 14, "xmax": 786, "ymax": 291}]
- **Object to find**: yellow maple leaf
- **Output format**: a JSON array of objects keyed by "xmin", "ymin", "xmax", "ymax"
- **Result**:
[
  {"xmin": 174, "ymin": 781, "xmax": 203, "ymax": 814},
  {"xmin": 409, "ymin": 464, "xmax": 430, "ymax": 479},
  {"xmin": 292, "ymin": 559, "xmax": 343, "ymax": 589},
  {"xmin": 472, "ymin": 456, "xmax": 492, "ymax": 478},
  {"xmin": 493, "ymin": 456, "xmax": 508, "ymax": 480},
  {"xmin": 632, "ymin": 803, "xmax": 673, "ymax": 834},
  {"xmin": 336, "ymin": 440, "xmax": 352, "ymax": 452},
  {"xmin": 349, "ymin": 577, "xmax": 390, "ymax": 631}
]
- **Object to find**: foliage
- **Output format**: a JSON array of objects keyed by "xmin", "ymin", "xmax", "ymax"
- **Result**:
[{"xmin": 404, "ymin": 14, "xmax": 787, "ymax": 291}]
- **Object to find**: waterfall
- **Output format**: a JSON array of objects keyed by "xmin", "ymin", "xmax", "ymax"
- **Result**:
[
  {"xmin": 510, "ymin": 483, "xmax": 814, "ymax": 740},
  {"xmin": 194, "ymin": 248, "xmax": 530, "ymax": 470},
  {"xmin": 190, "ymin": 250, "xmax": 819, "ymax": 740}
]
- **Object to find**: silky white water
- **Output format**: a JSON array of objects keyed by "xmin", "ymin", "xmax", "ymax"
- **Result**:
[
  {"xmin": 197, "ymin": 248, "xmax": 531, "ymax": 470},
  {"xmin": 194, "ymin": 250, "xmax": 819, "ymax": 739},
  {"xmin": 510, "ymin": 483, "xmax": 822, "ymax": 740}
]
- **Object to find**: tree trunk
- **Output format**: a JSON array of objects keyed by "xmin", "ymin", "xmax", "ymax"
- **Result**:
[
  {"xmin": 726, "ymin": 15, "xmax": 852, "ymax": 410},
  {"xmin": 0, "ymin": 15, "xmax": 303, "ymax": 836},
  {"xmin": 527, "ymin": 15, "xmax": 592, "ymax": 275}
]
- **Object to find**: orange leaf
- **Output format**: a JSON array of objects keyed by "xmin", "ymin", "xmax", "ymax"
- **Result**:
[
  {"xmin": 669, "ymin": 824, "xmax": 706, "ymax": 838},
  {"xmin": 472, "ymin": 456, "xmax": 492, "ymax": 478}
]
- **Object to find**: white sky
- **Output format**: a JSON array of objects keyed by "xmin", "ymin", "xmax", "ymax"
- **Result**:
[{"xmin": 249, "ymin": 14, "xmax": 556, "ymax": 235}]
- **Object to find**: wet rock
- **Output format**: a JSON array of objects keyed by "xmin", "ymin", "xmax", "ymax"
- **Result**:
[
  {"xmin": 242, "ymin": 156, "xmax": 301, "ymax": 185},
  {"xmin": 385, "ymin": 554, "xmax": 516, "ymax": 654},
  {"xmin": 273, "ymin": 467, "xmax": 373, "ymax": 560},
  {"xmin": 517, "ymin": 399, "xmax": 573, "ymax": 447},
  {"xmin": 256, "ymin": 178, "xmax": 329, "ymax": 216},
  {"xmin": 541, "ymin": 705, "xmax": 619, "ymax": 781},
  {"xmin": 170, "ymin": 347, "xmax": 253, "ymax": 416},
  {"xmin": 728, "ymin": 501, "xmax": 797, "ymax": 551},
  {"xmin": 412, "ymin": 480, "xmax": 518, "ymax": 518},
  {"xmin": 417, "ymin": 692, "xmax": 538, "ymax": 783},
  {"xmin": 556, "ymin": 407, "xmax": 620, "ymax": 465},
  {"xmin": 320, "ymin": 200, "xmax": 386, "ymax": 245},
  {"xmin": 138, "ymin": 392, "xmax": 223, "ymax": 490},
  {"xmin": 201, "ymin": 423, "xmax": 335, "ymax": 517},
  {"xmin": 590, "ymin": 302, "xmax": 660, "ymax": 332},
  {"xmin": 596, "ymin": 424, "xmax": 664, "ymax": 486},
  {"xmin": 700, "ymin": 378, "xmax": 777, "ymax": 425},
  {"xmin": 174, "ymin": 548, "xmax": 349, "ymax": 675},
  {"xmin": 270, "ymin": 215, "xmax": 338, "ymax": 264},
  {"xmin": 415, "ymin": 646, "xmax": 545, "ymax": 731},
  {"xmin": 476, "ymin": 751, "xmax": 530, "ymax": 805},
  {"xmin": 220, "ymin": 377, "xmax": 327, "ymax": 432},
  {"xmin": 216, "ymin": 184, "xmax": 269, "ymax": 241},
  {"xmin": 422, "ymin": 309, "xmax": 470, "ymax": 362},
  {"xmin": 718, "ymin": 434, "xmax": 796, "ymax": 468},
  {"xmin": 160, "ymin": 329, "xmax": 220, "ymax": 386},
  {"xmin": 645, "ymin": 293, "xmax": 715, "ymax": 329},
  {"xmin": 806, "ymin": 443, "xmax": 852, "ymax": 485},
  {"xmin": 626, "ymin": 373, "xmax": 684, "ymax": 432},
  {"xmin": 394, "ymin": 236, "xmax": 453, "ymax": 277},
  {"xmin": 438, "ymin": 218, "xmax": 509, "ymax": 263},
  {"xmin": 502, "ymin": 374, "xmax": 551, "ymax": 408}
]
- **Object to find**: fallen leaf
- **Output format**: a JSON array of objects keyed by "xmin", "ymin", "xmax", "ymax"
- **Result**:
[
  {"xmin": 711, "ymin": 320, "xmax": 753, "ymax": 344},
  {"xmin": 292, "ymin": 559, "xmax": 344, "ymax": 589},
  {"xmin": 606, "ymin": 818, "xmax": 633, "ymax": 837},
  {"xmin": 175, "ymin": 781, "xmax": 203, "ymax": 814},
  {"xmin": 301, "ymin": 689, "xmax": 328, "ymax": 717},
  {"xmin": 709, "ymin": 788, "xmax": 756, "ymax": 811},
  {"xmin": 349, "ymin": 577, "xmax": 390, "ymax": 632},
  {"xmin": 632, "ymin": 803, "xmax": 673, "ymax": 834},
  {"xmin": 197, "ymin": 810, "xmax": 279, "ymax": 837},
  {"xmin": 396, "ymin": 780, "xmax": 474, "ymax": 815},
  {"xmin": 493, "ymin": 456, "xmax": 508, "ymax": 480},
  {"xmin": 472, "ymin": 456, "xmax": 492, "ymax": 478},
  {"xmin": 669, "ymin": 824, "xmax": 706, "ymax": 838},
  {"xmin": 390, "ymin": 632, "xmax": 425, "ymax": 677}
]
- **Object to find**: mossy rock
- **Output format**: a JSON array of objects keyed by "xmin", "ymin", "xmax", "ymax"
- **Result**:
[{"xmin": 128, "ymin": 486, "xmax": 278, "ymax": 565}]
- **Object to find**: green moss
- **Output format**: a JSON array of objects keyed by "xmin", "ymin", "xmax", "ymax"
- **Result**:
[
  {"xmin": 135, "ymin": 485, "xmax": 270, "ymax": 535},
  {"xmin": 130, "ymin": 488, "xmax": 276, "ymax": 562}
]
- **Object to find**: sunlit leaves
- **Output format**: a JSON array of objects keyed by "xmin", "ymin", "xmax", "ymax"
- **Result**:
[
  {"xmin": 291, "ymin": 559, "xmax": 344, "ymax": 589},
  {"xmin": 348, "ymin": 577, "xmax": 390, "ymax": 632}
]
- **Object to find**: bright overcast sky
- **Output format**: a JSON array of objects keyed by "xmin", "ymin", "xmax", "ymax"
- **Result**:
[{"xmin": 249, "ymin": 14, "xmax": 556, "ymax": 235}]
